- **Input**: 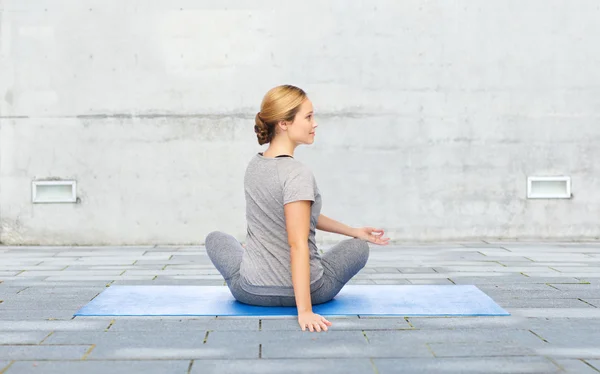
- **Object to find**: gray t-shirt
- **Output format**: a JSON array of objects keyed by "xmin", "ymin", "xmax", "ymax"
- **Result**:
[{"xmin": 239, "ymin": 153, "xmax": 324, "ymax": 297}]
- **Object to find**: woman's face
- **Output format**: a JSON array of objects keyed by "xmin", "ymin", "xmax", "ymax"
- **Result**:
[{"xmin": 286, "ymin": 99, "xmax": 318, "ymax": 145}]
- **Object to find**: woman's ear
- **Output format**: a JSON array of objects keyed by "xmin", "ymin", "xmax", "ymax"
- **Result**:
[{"xmin": 277, "ymin": 120, "xmax": 288, "ymax": 132}]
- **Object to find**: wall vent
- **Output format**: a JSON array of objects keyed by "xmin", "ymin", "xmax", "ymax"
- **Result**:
[
  {"xmin": 527, "ymin": 176, "xmax": 571, "ymax": 199},
  {"xmin": 32, "ymin": 180, "xmax": 77, "ymax": 203}
]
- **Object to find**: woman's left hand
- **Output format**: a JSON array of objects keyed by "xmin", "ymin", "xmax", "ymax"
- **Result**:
[{"xmin": 352, "ymin": 227, "xmax": 390, "ymax": 245}]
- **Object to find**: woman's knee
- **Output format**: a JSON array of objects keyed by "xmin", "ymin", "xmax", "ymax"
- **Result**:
[
  {"xmin": 349, "ymin": 238, "xmax": 370, "ymax": 267},
  {"xmin": 204, "ymin": 231, "xmax": 227, "ymax": 256}
]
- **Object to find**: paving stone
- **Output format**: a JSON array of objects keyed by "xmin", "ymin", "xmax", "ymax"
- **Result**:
[
  {"xmin": 408, "ymin": 279, "xmax": 456, "ymax": 285},
  {"xmin": 0, "ymin": 281, "xmax": 110, "ymax": 287},
  {"xmin": 449, "ymin": 276, "xmax": 533, "ymax": 285},
  {"xmin": 428, "ymin": 341, "xmax": 536, "ymax": 357},
  {"xmin": 0, "ymin": 271, "xmax": 26, "ymax": 276},
  {"xmin": 373, "ymin": 279, "xmax": 412, "ymax": 284},
  {"xmin": 16, "ymin": 270, "xmax": 124, "ymax": 277},
  {"xmin": 373, "ymin": 357, "xmax": 561, "ymax": 374},
  {"xmin": 437, "ymin": 266, "xmax": 558, "ymax": 273},
  {"xmin": 366, "ymin": 329, "xmax": 546, "ymax": 346},
  {"xmin": 44, "ymin": 275, "xmax": 155, "ymax": 281},
  {"xmin": 44, "ymin": 331, "xmax": 256, "ymax": 359},
  {"xmin": 534, "ymin": 346, "xmax": 600, "ymax": 359},
  {"xmin": 509, "ymin": 308, "xmax": 600, "ymax": 318},
  {"xmin": 396, "ymin": 267, "xmax": 438, "ymax": 274},
  {"xmin": 552, "ymin": 359, "xmax": 600, "ymax": 373},
  {"xmin": 0, "ymin": 297, "xmax": 94, "ymax": 310},
  {"xmin": 0, "ymin": 309, "xmax": 76, "ymax": 320},
  {"xmin": 407, "ymin": 316, "xmax": 530, "ymax": 329},
  {"xmin": 206, "ymin": 318, "xmax": 258, "ymax": 331},
  {"xmin": 207, "ymin": 331, "xmax": 434, "ymax": 358},
  {"xmin": 4, "ymin": 360, "xmax": 191, "ymax": 374},
  {"xmin": 16, "ymin": 287, "xmax": 104, "ymax": 296},
  {"xmin": 529, "ymin": 326, "xmax": 600, "ymax": 346},
  {"xmin": 0, "ymin": 345, "xmax": 92, "ymax": 360},
  {"xmin": 260, "ymin": 317, "xmax": 412, "ymax": 331},
  {"xmin": 476, "ymin": 284, "xmax": 560, "ymax": 292},
  {"xmin": 496, "ymin": 298, "xmax": 595, "ymax": 308},
  {"xmin": 108, "ymin": 318, "xmax": 214, "ymax": 332},
  {"xmin": 0, "ymin": 286, "xmax": 27, "ymax": 297},
  {"xmin": 0, "ymin": 320, "xmax": 110, "ymax": 331},
  {"xmin": 482, "ymin": 290, "xmax": 599, "ymax": 299},
  {"xmin": 53, "ymin": 251, "xmax": 146, "ymax": 257},
  {"xmin": 551, "ymin": 267, "xmax": 600, "ymax": 273},
  {"xmin": 189, "ymin": 359, "xmax": 374, "ymax": 374},
  {"xmin": 526, "ymin": 272, "xmax": 600, "ymax": 278},
  {"xmin": 0, "ymin": 331, "xmax": 51, "ymax": 344},
  {"xmin": 347, "ymin": 279, "xmax": 376, "ymax": 285},
  {"xmin": 550, "ymin": 283, "xmax": 600, "ymax": 290}
]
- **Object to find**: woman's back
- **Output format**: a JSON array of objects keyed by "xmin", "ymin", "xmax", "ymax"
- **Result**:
[{"xmin": 239, "ymin": 152, "xmax": 324, "ymax": 297}]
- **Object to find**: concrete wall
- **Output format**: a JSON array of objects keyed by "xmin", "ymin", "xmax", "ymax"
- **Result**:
[{"xmin": 1, "ymin": 0, "xmax": 599, "ymax": 245}]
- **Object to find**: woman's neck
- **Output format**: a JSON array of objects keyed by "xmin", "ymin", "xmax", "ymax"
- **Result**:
[{"xmin": 264, "ymin": 137, "xmax": 296, "ymax": 158}]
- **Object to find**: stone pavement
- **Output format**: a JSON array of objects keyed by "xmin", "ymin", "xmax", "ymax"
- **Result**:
[{"xmin": 0, "ymin": 241, "xmax": 599, "ymax": 374}]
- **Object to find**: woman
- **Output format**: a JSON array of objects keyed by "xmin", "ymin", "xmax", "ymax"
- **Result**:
[{"xmin": 205, "ymin": 85, "xmax": 389, "ymax": 332}]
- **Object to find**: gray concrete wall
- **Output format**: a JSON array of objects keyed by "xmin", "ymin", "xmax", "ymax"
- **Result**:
[{"xmin": 1, "ymin": 0, "xmax": 599, "ymax": 245}]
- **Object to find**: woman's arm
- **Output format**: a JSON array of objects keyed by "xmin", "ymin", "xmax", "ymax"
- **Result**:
[
  {"xmin": 284, "ymin": 201, "xmax": 332, "ymax": 332},
  {"xmin": 317, "ymin": 214, "xmax": 391, "ymax": 245},
  {"xmin": 284, "ymin": 200, "xmax": 313, "ymax": 313},
  {"xmin": 316, "ymin": 214, "xmax": 357, "ymax": 237}
]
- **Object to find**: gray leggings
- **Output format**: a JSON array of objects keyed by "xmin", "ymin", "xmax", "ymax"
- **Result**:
[{"xmin": 205, "ymin": 231, "xmax": 369, "ymax": 307}]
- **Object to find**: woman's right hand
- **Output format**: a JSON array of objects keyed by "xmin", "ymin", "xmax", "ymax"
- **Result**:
[{"xmin": 298, "ymin": 311, "xmax": 332, "ymax": 332}]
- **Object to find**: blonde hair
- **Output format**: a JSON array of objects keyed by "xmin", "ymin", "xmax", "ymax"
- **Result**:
[{"xmin": 255, "ymin": 85, "xmax": 307, "ymax": 145}]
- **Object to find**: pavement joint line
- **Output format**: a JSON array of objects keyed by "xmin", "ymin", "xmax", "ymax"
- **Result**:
[
  {"xmin": 425, "ymin": 342, "xmax": 436, "ymax": 357},
  {"xmin": 15, "ymin": 270, "xmax": 25, "ymax": 275},
  {"xmin": 105, "ymin": 319, "xmax": 115, "ymax": 331},
  {"xmin": 579, "ymin": 298, "xmax": 598, "ymax": 308},
  {"xmin": 548, "ymin": 267, "xmax": 561, "ymax": 273},
  {"xmin": 404, "ymin": 317, "xmax": 415, "ymax": 328},
  {"xmin": 258, "ymin": 319, "xmax": 262, "ymax": 331},
  {"xmin": 203, "ymin": 331, "xmax": 210, "ymax": 344},
  {"xmin": 81, "ymin": 344, "xmax": 96, "ymax": 360},
  {"xmin": 362, "ymin": 330, "xmax": 370, "ymax": 343},
  {"xmin": 89, "ymin": 292, "xmax": 102, "ymax": 302},
  {"xmin": 119, "ymin": 270, "xmax": 126, "ymax": 275},
  {"xmin": 528, "ymin": 330, "xmax": 549, "ymax": 343},
  {"xmin": 258, "ymin": 344, "xmax": 262, "ymax": 359},
  {"xmin": 500, "ymin": 247, "xmax": 512, "ymax": 252},
  {"xmin": 162, "ymin": 264, "xmax": 168, "ymax": 270},
  {"xmin": 477, "ymin": 251, "xmax": 487, "ymax": 257},
  {"xmin": 524, "ymin": 257, "xmax": 534, "ymax": 262},
  {"xmin": 61, "ymin": 265, "xmax": 69, "ymax": 270},
  {"xmin": 521, "ymin": 272, "xmax": 530, "ymax": 277},
  {"xmin": 545, "ymin": 284, "xmax": 560, "ymax": 290},
  {"xmin": 369, "ymin": 358, "xmax": 379, "ymax": 374},
  {"xmin": 0, "ymin": 361, "xmax": 14, "ymax": 374},
  {"xmin": 494, "ymin": 261, "xmax": 507, "ymax": 267},
  {"xmin": 546, "ymin": 356, "xmax": 564, "ymax": 371},
  {"xmin": 187, "ymin": 360, "xmax": 194, "ymax": 373},
  {"xmin": 583, "ymin": 359, "xmax": 600, "ymax": 373},
  {"xmin": 39, "ymin": 331, "xmax": 54, "ymax": 344},
  {"xmin": 152, "ymin": 275, "xmax": 158, "ymax": 280},
  {"xmin": 447, "ymin": 278, "xmax": 456, "ymax": 284}
]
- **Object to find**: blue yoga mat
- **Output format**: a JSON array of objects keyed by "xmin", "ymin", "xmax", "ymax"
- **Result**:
[{"xmin": 74, "ymin": 285, "xmax": 509, "ymax": 317}]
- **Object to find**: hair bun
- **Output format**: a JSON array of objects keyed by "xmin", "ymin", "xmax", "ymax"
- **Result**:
[{"xmin": 254, "ymin": 112, "xmax": 271, "ymax": 145}]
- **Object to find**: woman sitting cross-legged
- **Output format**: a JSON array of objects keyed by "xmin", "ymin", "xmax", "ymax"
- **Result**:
[{"xmin": 205, "ymin": 84, "xmax": 390, "ymax": 332}]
